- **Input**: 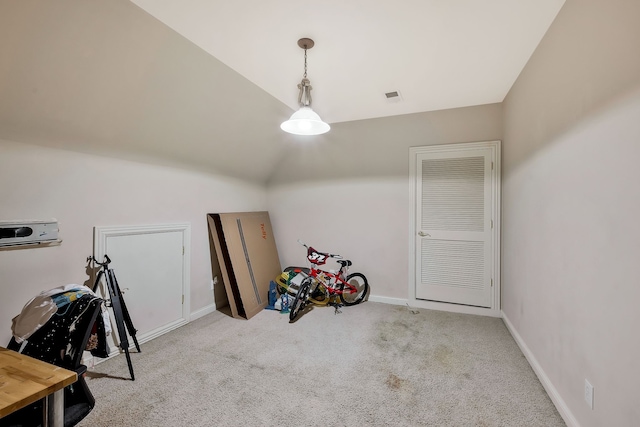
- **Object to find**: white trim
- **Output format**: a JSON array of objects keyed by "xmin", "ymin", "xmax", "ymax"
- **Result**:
[
  {"xmin": 94, "ymin": 223, "xmax": 191, "ymax": 340},
  {"xmin": 191, "ymin": 303, "xmax": 217, "ymax": 321},
  {"xmin": 502, "ymin": 311, "xmax": 579, "ymax": 427},
  {"xmin": 85, "ymin": 317, "xmax": 189, "ymax": 367},
  {"xmin": 367, "ymin": 294, "xmax": 408, "ymax": 306},
  {"xmin": 408, "ymin": 140, "xmax": 501, "ymax": 315},
  {"xmin": 367, "ymin": 295, "xmax": 499, "ymax": 318},
  {"xmin": 493, "ymin": 142, "xmax": 502, "ymax": 313},
  {"xmin": 136, "ymin": 317, "xmax": 188, "ymax": 344},
  {"xmin": 88, "ymin": 306, "xmax": 215, "ymax": 368},
  {"xmin": 412, "ymin": 298, "xmax": 501, "ymax": 317}
]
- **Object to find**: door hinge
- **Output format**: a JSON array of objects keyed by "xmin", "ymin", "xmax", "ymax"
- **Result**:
[
  {"xmin": 491, "ymin": 161, "xmax": 494, "ymax": 170},
  {"xmin": 491, "ymin": 220, "xmax": 494, "ymax": 229},
  {"xmin": 182, "ymin": 295, "xmax": 184, "ymax": 304},
  {"xmin": 182, "ymin": 246, "xmax": 185, "ymax": 255},
  {"xmin": 491, "ymin": 279, "xmax": 494, "ymax": 287}
]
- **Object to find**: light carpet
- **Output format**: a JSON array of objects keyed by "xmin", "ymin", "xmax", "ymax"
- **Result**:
[{"xmin": 80, "ymin": 302, "xmax": 565, "ymax": 427}]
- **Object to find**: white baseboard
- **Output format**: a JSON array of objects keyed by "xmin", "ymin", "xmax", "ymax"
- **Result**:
[
  {"xmin": 409, "ymin": 298, "xmax": 501, "ymax": 317},
  {"xmin": 367, "ymin": 294, "xmax": 408, "ymax": 306},
  {"xmin": 501, "ymin": 311, "xmax": 579, "ymax": 427},
  {"xmin": 85, "ymin": 306, "xmax": 218, "ymax": 368},
  {"xmin": 368, "ymin": 295, "xmax": 501, "ymax": 319},
  {"xmin": 191, "ymin": 303, "xmax": 217, "ymax": 321},
  {"xmin": 85, "ymin": 317, "xmax": 189, "ymax": 367}
]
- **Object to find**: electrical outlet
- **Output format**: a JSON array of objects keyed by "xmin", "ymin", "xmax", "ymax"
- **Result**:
[{"xmin": 584, "ymin": 379, "xmax": 594, "ymax": 409}]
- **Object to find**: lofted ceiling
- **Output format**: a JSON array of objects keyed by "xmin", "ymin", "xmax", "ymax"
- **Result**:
[
  {"xmin": 0, "ymin": 0, "xmax": 565, "ymax": 183},
  {"xmin": 131, "ymin": 0, "xmax": 566, "ymax": 124}
]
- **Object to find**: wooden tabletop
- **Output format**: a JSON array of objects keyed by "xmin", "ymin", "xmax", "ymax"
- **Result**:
[{"xmin": 0, "ymin": 346, "xmax": 77, "ymax": 418}]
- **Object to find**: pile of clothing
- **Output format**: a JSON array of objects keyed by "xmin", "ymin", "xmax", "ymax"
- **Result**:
[{"xmin": 11, "ymin": 284, "xmax": 111, "ymax": 365}]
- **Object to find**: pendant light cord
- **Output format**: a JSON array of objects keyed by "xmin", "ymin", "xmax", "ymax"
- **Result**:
[{"xmin": 303, "ymin": 47, "xmax": 308, "ymax": 78}]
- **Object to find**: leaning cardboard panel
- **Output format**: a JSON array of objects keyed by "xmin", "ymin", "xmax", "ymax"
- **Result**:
[{"xmin": 207, "ymin": 212, "xmax": 282, "ymax": 320}]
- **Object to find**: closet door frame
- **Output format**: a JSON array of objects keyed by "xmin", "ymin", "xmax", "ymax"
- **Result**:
[
  {"xmin": 94, "ymin": 223, "xmax": 191, "ymax": 349},
  {"xmin": 408, "ymin": 140, "xmax": 501, "ymax": 317}
]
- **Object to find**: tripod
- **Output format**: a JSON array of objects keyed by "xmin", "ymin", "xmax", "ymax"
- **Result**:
[{"xmin": 89, "ymin": 254, "xmax": 140, "ymax": 380}]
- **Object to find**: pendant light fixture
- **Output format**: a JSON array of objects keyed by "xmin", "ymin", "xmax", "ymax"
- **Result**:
[{"xmin": 280, "ymin": 38, "xmax": 330, "ymax": 136}]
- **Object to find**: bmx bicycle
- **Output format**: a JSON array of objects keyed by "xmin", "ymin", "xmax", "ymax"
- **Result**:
[{"xmin": 288, "ymin": 240, "xmax": 369, "ymax": 321}]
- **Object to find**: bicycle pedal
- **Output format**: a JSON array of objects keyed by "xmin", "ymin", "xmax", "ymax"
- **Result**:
[{"xmin": 334, "ymin": 305, "xmax": 343, "ymax": 315}]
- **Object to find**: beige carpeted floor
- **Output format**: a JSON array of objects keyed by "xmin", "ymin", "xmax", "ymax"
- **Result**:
[{"xmin": 80, "ymin": 302, "xmax": 565, "ymax": 427}]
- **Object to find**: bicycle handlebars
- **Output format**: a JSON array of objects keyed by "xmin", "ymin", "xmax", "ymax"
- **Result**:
[{"xmin": 297, "ymin": 239, "xmax": 343, "ymax": 260}]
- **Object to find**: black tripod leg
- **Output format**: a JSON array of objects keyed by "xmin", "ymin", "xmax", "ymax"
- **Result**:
[
  {"xmin": 110, "ymin": 270, "xmax": 141, "ymax": 352},
  {"xmin": 123, "ymin": 348, "xmax": 135, "ymax": 382},
  {"xmin": 92, "ymin": 270, "xmax": 104, "ymax": 293},
  {"xmin": 106, "ymin": 270, "xmax": 135, "ymax": 381},
  {"xmin": 121, "ymin": 304, "xmax": 140, "ymax": 353}
]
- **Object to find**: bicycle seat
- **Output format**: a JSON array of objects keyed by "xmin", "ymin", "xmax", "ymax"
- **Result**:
[{"xmin": 337, "ymin": 260, "xmax": 352, "ymax": 267}]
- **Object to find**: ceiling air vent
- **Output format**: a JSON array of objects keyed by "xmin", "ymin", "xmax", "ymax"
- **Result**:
[{"xmin": 385, "ymin": 90, "xmax": 403, "ymax": 103}]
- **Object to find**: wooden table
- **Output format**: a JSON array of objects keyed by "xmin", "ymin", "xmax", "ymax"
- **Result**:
[{"xmin": 0, "ymin": 346, "xmax": 77, "ymax": 426}]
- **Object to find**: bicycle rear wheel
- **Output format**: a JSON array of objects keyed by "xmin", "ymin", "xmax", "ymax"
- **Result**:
[
  {"xmin": 289, "ymin": 278, "xmax": 312, "ymax": 321},
  {"xmin": 339, "ymin": 273, "xmax": 369, "ymax": 306}
]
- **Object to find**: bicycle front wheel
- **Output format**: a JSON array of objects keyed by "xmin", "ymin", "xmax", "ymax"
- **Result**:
[
  {"xmin": 339, "ymin": 273, "xmax": 369, "ymax": 306},
  {"xmin": 290, "ymin": 279, "xmax": 312, "ymax": 321}
]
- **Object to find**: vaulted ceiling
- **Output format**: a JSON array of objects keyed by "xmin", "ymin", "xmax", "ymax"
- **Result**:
[
  {"xmin": 132, "ymin": 0, "xmax": 565, "ymax": 123},
  {"xmin": 0, "ymin": 0, "xmax": 565, "ymax": 183}
]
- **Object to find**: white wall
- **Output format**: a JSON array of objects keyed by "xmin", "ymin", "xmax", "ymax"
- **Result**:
[
  {"xmin": 268, "ymin": 104, "xmax": 502, "ymax": 300},
  {"xmin": 0, "ymin": 139, "xmax": 267, "ymax": 345},
  {"xmin": 502, "ymin": 0, "xmax": 640, "ymax": 425}
]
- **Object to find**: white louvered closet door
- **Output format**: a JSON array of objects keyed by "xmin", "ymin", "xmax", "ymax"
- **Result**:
[{"xmin": 415, "ymin": 147, "xmax": 493, "ymax": 308}]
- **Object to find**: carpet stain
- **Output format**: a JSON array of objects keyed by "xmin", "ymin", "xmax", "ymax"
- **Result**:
[
  {"xmin": 248, "ymin": 362, "xmax": 266, "ymax": 371},
  {"xmin": 384, "ymin": 374, "xmax": 418, "ymax": 405},
  {"xmin": 386, "ymin": 373, "xmax": 406, "ymax": 390},
  {"xmin": 224, "ymin": 353, "xmax": 266, "ymax": 371},
  {"xmin": 374, "ymin": 313, "xmax": 422, "ymax": 350},
  {"xmin": 434, "ymin": 344, "xmax": 453, "ymax": 366}
]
